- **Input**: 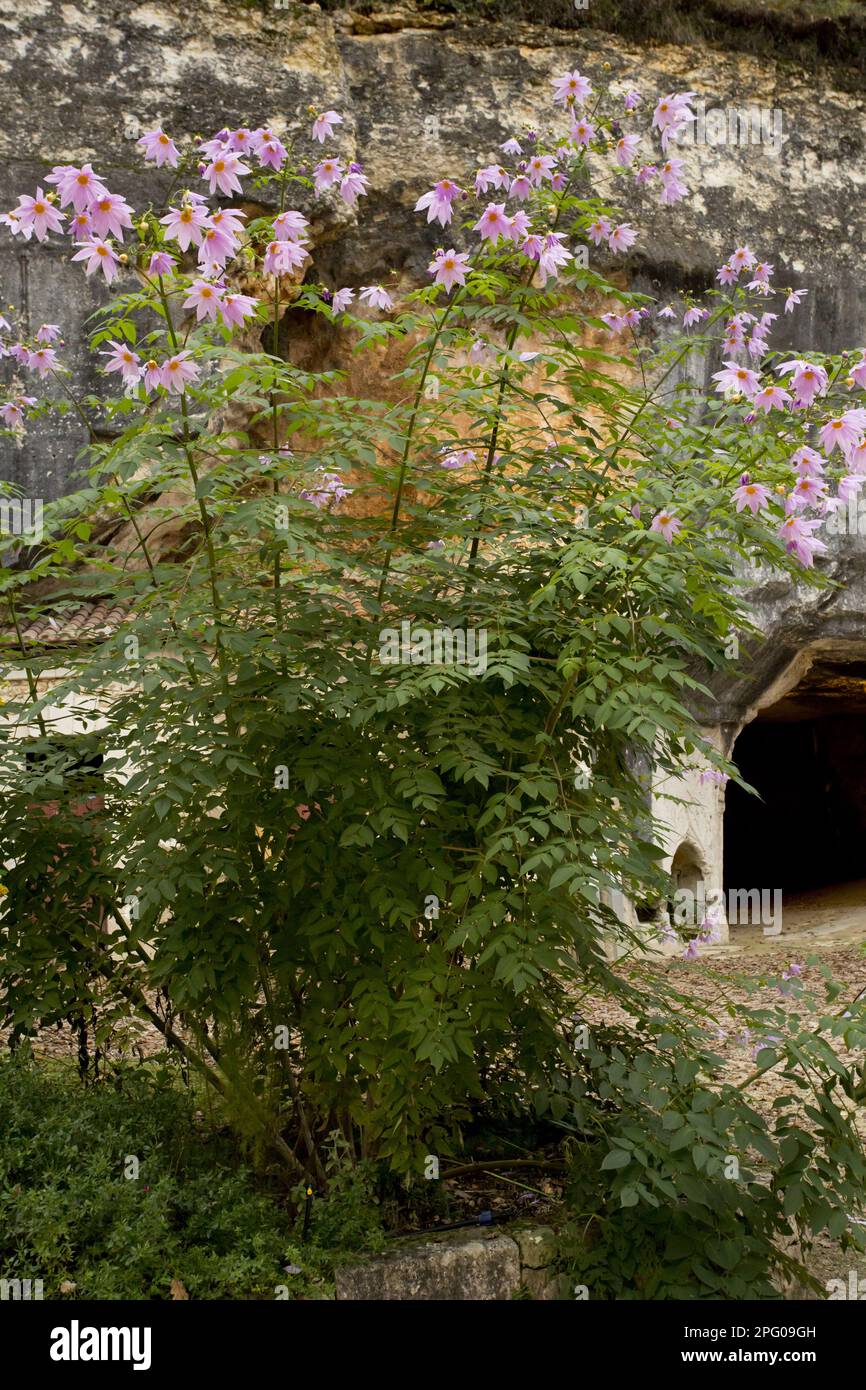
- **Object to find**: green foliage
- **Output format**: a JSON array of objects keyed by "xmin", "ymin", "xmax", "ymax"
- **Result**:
[
  {"xmin": 0, "ymin": 1058, "xmax": 290, "ymax": 1298},
  {"xmin": 558, "ymin": 970, "xmax": 866, "ymax": 1298},
  {"xmin": 0, "ymin": 1057, "xmax": 390, "ymax": 1299},
  {"xmin": 2, "ymin": 89, "xmax": 865, "ymax": 1306}
]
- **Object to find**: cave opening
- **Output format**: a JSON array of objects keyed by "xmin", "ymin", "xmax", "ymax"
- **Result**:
[{"xmin": 724, "ymin": 661, "xmax": 866, "ymax": 906}]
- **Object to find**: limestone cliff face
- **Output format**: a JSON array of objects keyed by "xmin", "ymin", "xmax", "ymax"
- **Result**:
[{"xmin": 1, "ymin": 0, "xmax": 865, "ymax": 498}]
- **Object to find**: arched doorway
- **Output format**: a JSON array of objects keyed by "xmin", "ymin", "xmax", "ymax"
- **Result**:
[{"xmin": 724, "ymin": 657, "xmax": 866, "ymax": 930}]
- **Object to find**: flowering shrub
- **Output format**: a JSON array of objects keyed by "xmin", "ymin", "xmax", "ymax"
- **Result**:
[{"xmin": 2, "ymin": 74, "xmax": 866, "ymax": 1290}]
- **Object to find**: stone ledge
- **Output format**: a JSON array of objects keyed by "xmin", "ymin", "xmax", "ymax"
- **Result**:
[{"xmin": 335, "ymin": 1223, "xmax": 568, "ymax": 1301}]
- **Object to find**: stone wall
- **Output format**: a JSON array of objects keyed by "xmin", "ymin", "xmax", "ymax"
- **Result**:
[
  {"xmin": 3, "ymin": 0, "xmax": 866, "ymax": 496},
  {"xmin": 334, "ymin": 1222, "xmax": 566, "ymax": 1299}
]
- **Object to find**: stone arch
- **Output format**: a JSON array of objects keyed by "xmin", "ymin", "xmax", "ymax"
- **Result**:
[{"xmin": 723, "ymin": 639, "xmax": 866, "ymax": 906}]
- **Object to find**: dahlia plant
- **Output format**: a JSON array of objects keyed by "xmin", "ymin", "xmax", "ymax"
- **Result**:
[{"xmin": 1, "ymin": 72, "xmax": 865, "ymax": 1291}]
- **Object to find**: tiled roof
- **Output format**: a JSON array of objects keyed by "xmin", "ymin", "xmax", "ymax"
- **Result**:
[{"xmin": 1, "ymin": 602, "xmax": 126, "ymax": 654}]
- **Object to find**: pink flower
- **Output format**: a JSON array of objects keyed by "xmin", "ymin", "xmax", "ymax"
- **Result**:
[
  {"xmin": 607, "ymin": 223, "xmax": 637, "ymax": 254},
  {"xmin": 90, "ymin": 192, "xmax": 134, "ymax": 241},
  {"xmin": 27, "ymin": 346, "xmax": 59, "ymax": 377},
  {"xmin": 508, "ymin": 210, "xmax": 531, "ymax": 243},
  {"xmin": 659, "ymin": 157, "xmax": 688, "ymax": 204},
  {"xmin": 790, "ymin": 473, "xmax": 827, "ymax": 507},
  {"xmin": 650, "ymin": 509, "xmax": 682, "ymax": 542},
  {"xmin": 847, "ymin": 440, "xmax": 866, "ymax": 475},
  {"xmin": 785, "ymin": 288, "xmax": 807, "ymax": 313},
  {"xmin": 752, "ymin": 384, "xmax": 791, "ymax": 413},
  {"xmin": 414, "ymin": 179, "xmax": 461, "ymax": 227},
  {"xmin": 778, "ymin": 515, "xmax": 828, "ymax": 567},
  {"xmin": 712, "ymin": 361, "xmax": 760, "ymax": 398},
  {"xmin": 138, "ymin": 128, "xmax": 180, "ymax": 168},
  {"xmin": 838, "ymin": 474, "xmax": 862, "ymax": 502},
  {"xmin": 199, "ymin": 134, "xmax": 231, "ymax": 159},
  {"xmin": 15, "ymin": 189, "xmax": 65, "ymax": 241},
  {"xmin": 509, "ymin": 175, "xmax": 532, "ymax": 201},
  {"xmin": 468, "ymin": 338, "xmax": 493, "ymax": 364},
  {"xmin": 183, "ymin": 278, "xmax": 224, "ymax": 322},
  {"xmin": 359, "ymin": 285, "xmax": 394, "ymax": 311},
  {"xmin": 699, "ymin": 769, "xmax": 730, "ymax": 787},
  {"xmin": 313, "ymin": 158, "xmax": 344, "ymax": 192},
  {"xmin": 682, "ymin": 306, "xmax": 708, "ymax": 329},
  {"xmin": 569, "ymin": 117, "xmax": 595, "ymax": 147},
  {"xmin": 0, "ymin": 396, "xmax": 36, "ymax": 427},
  {"xmin": 819, "ymin": 409, "xmax": 866, "ymax": 456},
  {"xmin": 551, "ymin": 70, "xmax": 592, "ymax": 106},
  {"xmin": 161, "ymin": 351, "xmax": 199, "ymax": 393},
  {"xmin": 791, "ymin": 445, "xmax": 825, "ymax": 476},
  {"xmin": 652, "ymin": 92, "xmax": 696, "ymax": 150},
  {"xmin": 440, "ymin": 448, "xmax": 476, "ymax": 469},
  {"xmin": 257, "ymin": 134, "xmax": 288, "ymax": 170},
  {"xmin": 473, "ymin": 203, "xmax": 511, "ymax": 244},
  {"xmin": 219, "ymin": 292, "xmax": 259, "ymax": 328},
  {"xmin": 526, "ymin": 154, "xmax": 556, "ymax": 186},
  {"xmin": 160, "ymin": 203, "xmax": 209, "ymax": 251},
  {"xmin": 537, "ymin": 233, "xmax": 572, "ymax": 286},
  {"xmin": 340, "ymin": 166, "xmax": 369, "ymax": 207},
  {"xmin": 71, "ymin": 236, "xmax": 120, "ymax": 283},
  {"xmin": 227, "ymin": 127, "xmax": 253, "ymax": 154},
  {"xmin": 147, "ymin": 251, "xmax": 176, "ymax": 277},
  {"xmin": 102, "ymin": 340, "xmax": 142, "ymax": 383},
  {"xmin": 198, "ymin": 225, "xmax": 237, "ymax": 270},
  {"xmin": 850, "ymin": 354, "xmax": 866, "ymax": 389},
  {"xmin": 501, "ymin": 137, "xmax": 523, "ymax": 155},
  {"xmin": 729, "ymin": 245, "xmax": 757, "ymax": 272},
  {"xmin": 600, "ymin": 312, "xmax": 624, "ymax": 334},
  {"xmin": 624, "ymin": 90, "xmax": 642, "ymax": 111},
  {"xmin": 716, "ymin": 263, "xmax": 738, "ymax": 286},
  {"xmin": 203, "ymin": 151, "xmax": 249, "ymax": 197},
  {"xmin": 635, "ymin": 164, "xmax": 658, "ymax": 185},
  {"xmin": 732, "ymin": 480, "xmax": 769, "ymax": 513},
  {"xmin": 750, "ymin": 260, "xmax": 774, "ymax": 284},
  {"xmin": 208, "ymin": 206, "xmax": 246, "ymax": 239},
  {"xmin": 35, "ymin": 324, "xmax": 61, "ymax": 343},
  {"xmin": 428, "ymin": 248, "xmax": 469, "ymax": 293},
  {"xmin": 614, "ymin": 133, "xmax": 641, "ymax": 166},
  {"xmin": 299, "ymin": 472, "xmax": 352, "ymax": 507},
  {"xmin": 46, "ymin": 163, "xmax": 107, "ymax": 212},
  {"xmin": 263, "ymin": 240, "xmax": 308, "ymax": 275},
  {"xmin": 475, "ymin": 164, "xmax": 510, "ymax": 194},
  {"xmin": 142, "ymin": 359, "xmax": 164, "ymax": 393},
  {"xmin": 311, "ymin": 110, "xmax": 343, "ymax": 143},
  {"xmin": 272, "ymin": 210, "xmax": 309, "ymax": 242},
  {"xmin": 776, "ymin": 360, "xmax": 828, "ymax": 406},
  {"xmin": 586, "ymin": 218, "xmax": 611, "ymax": 246},
  {"xmin": 657, "ymin": 305, "xmax": 676, "ymax": 320},
  {"xmin": 67, "ymin": 210, "xmax": 94, "ymax": 241},
  {"xmin": 331, "ymin": 287, "xmax": 355, "ymax": 314}
]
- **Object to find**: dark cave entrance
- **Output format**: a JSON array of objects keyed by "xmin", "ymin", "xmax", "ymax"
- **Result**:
[{"xmin": 724, "ymin": 660, "xmax": 866, "ymax": 898}]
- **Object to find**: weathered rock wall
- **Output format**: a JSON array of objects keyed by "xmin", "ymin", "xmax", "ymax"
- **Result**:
[{"xmin": 1, "ymin": 0, "xmax": 865, "ymax": 498}]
